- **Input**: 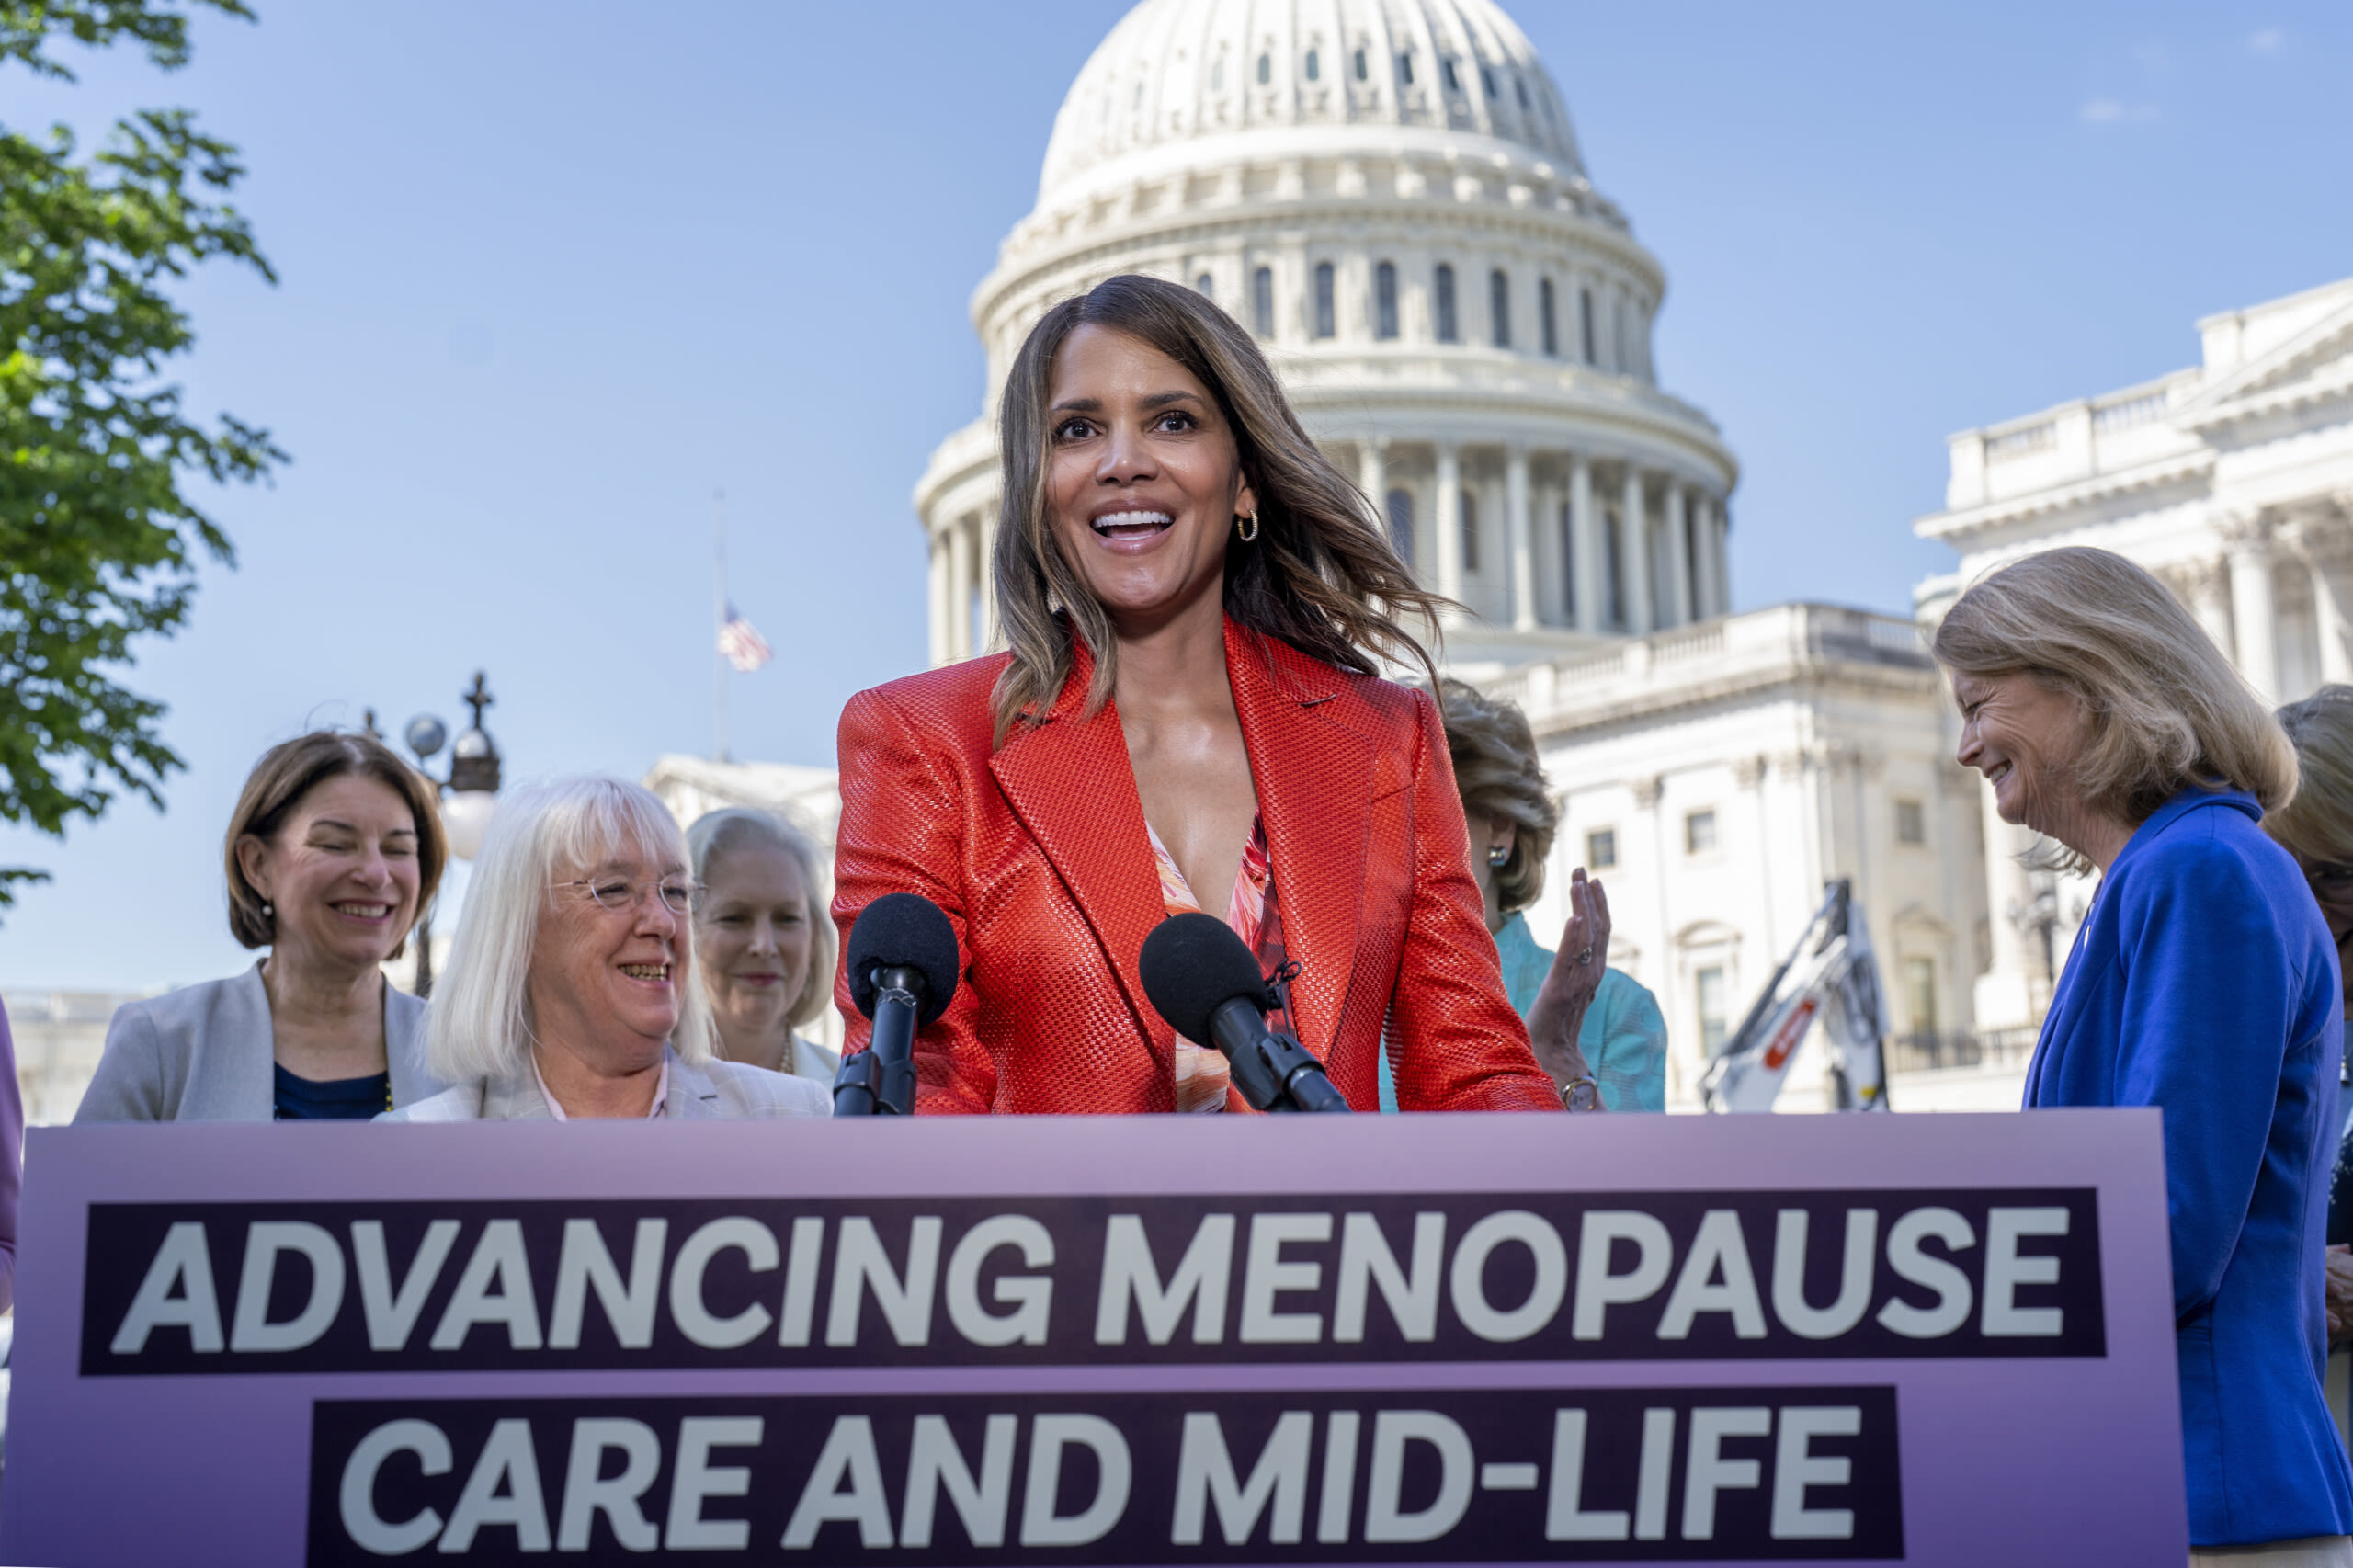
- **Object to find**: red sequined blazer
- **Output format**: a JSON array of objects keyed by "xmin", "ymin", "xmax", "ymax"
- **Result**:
[{"xmin": 831, "ymin": 618, "xmax": 1561, "ymax": 1114}]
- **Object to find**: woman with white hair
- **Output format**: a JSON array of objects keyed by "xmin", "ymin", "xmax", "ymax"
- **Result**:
[
  {"xmin": 1935, "ymin": 546, "xmax": 2353, "ymax": 1562},
  {"xmin": 382, "ymin": 778, "xmax": 829, "ymax": 1121},
  {"xmin": 687, "ymin": 809, "xmax": 841, "ymax": 1085}
]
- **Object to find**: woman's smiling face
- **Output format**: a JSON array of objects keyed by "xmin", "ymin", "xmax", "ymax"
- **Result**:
[
  {"xmin": 528, "ymin": 842, "xmax": 688, "ymax": 1072},
  {"xmin": 236, "ymin": 772, "xmax": 422, "ymax": 971},
  {"xmin": 1952, "ymin": 669, "xmax": 2089, "ymax": 835},
  {"xmin": 1043, "ymin": 324, "xmax": 1256, "ymax": 637},
  {"xmin": 693, "ymin": 838, "xmax": 813, "ymax": 1038}
]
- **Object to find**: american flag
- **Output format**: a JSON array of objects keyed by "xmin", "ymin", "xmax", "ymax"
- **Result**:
[{"xmin": 717, "ymin": 603, "xmax": 772, "ymax": 673}]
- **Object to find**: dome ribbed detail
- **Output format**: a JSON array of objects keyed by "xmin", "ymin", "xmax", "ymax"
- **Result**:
[{"xmin": 1039, "ymin": 0, "xmax": 1584, "ymax": 206}]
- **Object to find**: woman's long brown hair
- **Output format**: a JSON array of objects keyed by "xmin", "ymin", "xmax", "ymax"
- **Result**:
[{"xmin": 990, "ymin": 273, "xmax": 1450, "ymax": 744}]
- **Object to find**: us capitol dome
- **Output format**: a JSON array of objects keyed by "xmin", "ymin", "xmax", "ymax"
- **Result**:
[{"xmin": 915, "ymin": 0, "xmax": 1740, "ymax": 671}]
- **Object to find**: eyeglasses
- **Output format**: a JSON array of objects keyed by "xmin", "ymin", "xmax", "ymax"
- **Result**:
[{"xmin": 561, "ymin": 877, "xmax": 702, "ymax": 916}]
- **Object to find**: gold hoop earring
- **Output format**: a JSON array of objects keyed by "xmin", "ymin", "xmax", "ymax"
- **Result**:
[{"xmin": 1236, "ymin": 510, "xmax": 1259, "ymax": 542}]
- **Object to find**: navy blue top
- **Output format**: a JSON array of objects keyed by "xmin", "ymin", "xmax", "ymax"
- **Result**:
[
  {"xmin": 2027, "ymin": 786, "xmax": 2353, "ymax": 1545},
  {"xmin": 271, "ymin": 1062, "xmax": 391, "ymax": 1121}
]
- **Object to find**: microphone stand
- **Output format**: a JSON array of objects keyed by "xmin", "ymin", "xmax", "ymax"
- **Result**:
[
  {"xmin": 1206, "ymin": 998, "xmax": 1350, "ymax": 1114},
  {"xmin": 833, "ymin": 964, "xmax": 926, "ymax": 1117},
  {"xmin": 865, "ymin": 964, "xmax": 924, "ymax": 1116}
]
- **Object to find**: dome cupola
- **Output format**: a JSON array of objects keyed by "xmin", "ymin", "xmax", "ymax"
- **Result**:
[{"xmin": 1038, "ymin": 0, "xmax": 1586, "ymax": 208}]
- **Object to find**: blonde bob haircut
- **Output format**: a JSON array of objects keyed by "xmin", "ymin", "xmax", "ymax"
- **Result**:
[
  {"xmin": 686, "ymin": 807, "xmax": 837, "ymax": 1032},
  {"xmin": 991, "ymin": 273, "xmax": 1449, "ymax": 744},
  {"xmin": 1438, "ymin": 678, "xmax": 1557, "ymax": 915},
  {"xmin": 1931, "ymin": 547, "xmax": 2297, "ymax": 862},
  {"xmin": 223, "ymin": 730, "xmax": 446, "ymax": 956},
  {"xmin": 426, "ymin": 777, "xmax": 715, "ymax": 1085},
  {"xmin": 2268, "ymin": 686, "xmax": 2353, "ymax": 869}
]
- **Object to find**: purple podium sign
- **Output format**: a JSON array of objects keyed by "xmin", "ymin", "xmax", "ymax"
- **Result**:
[{"xmin": 2, "ymin": 1110, "xmax": 2182, "ymax": 1566}]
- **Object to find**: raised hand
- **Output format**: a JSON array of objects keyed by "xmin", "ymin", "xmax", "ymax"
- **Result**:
[{"xmin": 1523, "ymin": 869, "xmax": 1610, "ymax": 1103}]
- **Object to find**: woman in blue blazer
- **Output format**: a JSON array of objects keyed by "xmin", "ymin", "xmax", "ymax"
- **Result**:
[{"xmin": 1937, "ymin": 547, "xmax": 2353, "ymax": 1562}]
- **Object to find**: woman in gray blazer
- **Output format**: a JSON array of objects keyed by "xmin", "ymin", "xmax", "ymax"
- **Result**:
[
  {"xmin": 77, "ymin": 732, "xmax": 448, "ymax": 1121},
  {"xmin": 381, "ymin": 777, "xmax": 828, "ymax": 1122}
]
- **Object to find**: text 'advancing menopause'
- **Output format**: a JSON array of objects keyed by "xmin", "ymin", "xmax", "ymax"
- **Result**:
[{"xmin": 88, "ymin": 1187, "xmax": 2102, "ymax": 1375}]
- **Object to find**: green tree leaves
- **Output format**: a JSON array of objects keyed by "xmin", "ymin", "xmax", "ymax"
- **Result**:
[{"xmin": 0, "ymin": 0, "xmax": 280, "ymax": 910}]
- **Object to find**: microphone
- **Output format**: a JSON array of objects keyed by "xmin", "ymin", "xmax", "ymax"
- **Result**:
[
  {"xmin": 832, "ymin": 892, "xmax": 960, "ymax": 1116},
  {"xmin": 1138, "ymin": 913, "xmax": 1350, "ymax": 1114}
]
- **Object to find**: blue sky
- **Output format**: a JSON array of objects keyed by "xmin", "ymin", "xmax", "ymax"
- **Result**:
[{"xmin": 4, "ymin": 1, "xmax": 2347, "ymax": 990}]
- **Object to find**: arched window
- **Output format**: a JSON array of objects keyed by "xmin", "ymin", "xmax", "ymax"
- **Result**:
[
  {"xmin": 1195, "ymin": 272, "xmax": 1214, "ymax": 301},
  {"xmin": 1305, "ymin": 48, "xmax": 1320, "ymax": 82},
  {"xmin": 1397, "ymin": 52, "xmax": 1415, "ymax": 85},
  {"xmin": 1516, "ymin": 77, "xmax": 1530, "ymax": 110},
  {"xmin": 1460, "ymin": 489, "xmax": 1480, "ymax": 572},
  {"xmin": 1354, "ymin": 47, "xmax": 1368, "ymax": 81},
  {"xmin": 1374, "ymin": 261, "xmax": 1399, "ymax": 340},
  {"xmin": 1313, "ymin": 262, "xmax": 1336, "ymax": 338},
  {"xmin": 1480, "ymin": 65, "xmax": 1498, "ymax": 97},
  {"xmin": 1252, "ymin": 266, "xmax": 1275, "ymax": 337},
  {"xmin": 1441, "ymin": 57, "xmax": 1460, "ymax": 92},
  {"xmin": 1489, "ymin": 268, "xmax": 1510, "ymax": 348},
  {"xmin": 1434, "ymin": 264, "xmax": 1458, "ymax": 343},
  {"xmin": 1578, "ymin": 286, "xmax": 1597, "ymax": 365},
  {"xmin": 1256, "ymin": 52, "xmax": 1271, "ymax": 85},
  {"xmin": 1613, "ymin": 296, "xmax": 1629, "ymax": 373},
  {"xmin": 1386, "ymin": 488, "xmax": 1415, "ymax": 566},
  {"xmin": 1540, "ymin": 278, "xmax": 1558, "ymax": 356}
]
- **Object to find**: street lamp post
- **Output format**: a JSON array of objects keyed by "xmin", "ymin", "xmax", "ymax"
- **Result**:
[
  {"xmin": 2006, "ymin": 869, "xmax": 2063, "ymax": 1017},
  {"xmin": 397, "ymin": 672, "xmax": 504, "ymax": 996}
]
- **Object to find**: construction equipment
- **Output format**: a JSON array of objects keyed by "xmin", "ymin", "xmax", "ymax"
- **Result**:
[{"xmin": 1699, "ymin": 879, "xmax": 1892, "ymax": 1113}]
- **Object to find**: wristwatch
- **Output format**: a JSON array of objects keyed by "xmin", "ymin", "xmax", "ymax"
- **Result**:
[{"xmin": 1560, "ymin": 1075, "xmax": 1601, "ymax": 1113}]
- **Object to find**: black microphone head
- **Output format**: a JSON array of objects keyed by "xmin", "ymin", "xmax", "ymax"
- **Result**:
[
  {"xmin": 847, "ymin": 892, "xmax": 961, "ymax": 1026},
  {"xmin": 1140, "ymin": 912, "xmax": 1267, "ymax": 1044}
]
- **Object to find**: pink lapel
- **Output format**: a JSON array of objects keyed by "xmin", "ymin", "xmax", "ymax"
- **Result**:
[{"xmin": 986, "ymin": 642, "xmax": 1172, "ymax": 1066}]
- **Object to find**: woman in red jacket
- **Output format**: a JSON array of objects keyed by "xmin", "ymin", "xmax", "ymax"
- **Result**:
[{"xmin": 833, "ymin": 274, "xmax": 1596, "ymax": 1113}]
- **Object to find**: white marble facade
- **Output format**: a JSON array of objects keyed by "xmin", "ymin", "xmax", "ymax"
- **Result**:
[
  {"xmin": 1495, "ymin": 606, "xmax": 1991, "ymax": 1109},
  {"xmin": 1915, "ymin": 273, "xmax": 2353, "ymax": 1031}
]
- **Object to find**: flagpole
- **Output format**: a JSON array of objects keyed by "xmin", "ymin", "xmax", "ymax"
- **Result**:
[{"xmin": 713, "ymin": 490, "xmax": 729, "ymax": 763}]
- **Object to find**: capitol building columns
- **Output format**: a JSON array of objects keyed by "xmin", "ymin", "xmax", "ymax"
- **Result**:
[
  {"xmin": 1506, "ymin": 446, "xmax": 1536, "ymax": 631},
  {"xmin": 1434, "ymin": 443, "xmax": 1465, "ymax": 610},
  {"xmin": 2306, "ymin": 530, "xmax": 2353, "ymax": 686},
  {"xmin": 1699, "ymin": 494, "xmax": 1731, "ymax": 618},
  {"xmin": 1570, "ymin": 455, "xmax": 1602, "ymax": 631},
  {"xmin": 925, "ymin": 510, "xmax": 991, "ymax": 667},
  {"xmin": 2225, "ymin": 513, "xmax": 2280, "ymax": 702},
  {"xmin": 1620, "ymin": 465, "xmax": 1653, "ymax": 636},
  {"xmin": 925, "ymin": 529, "xmax": 949, "ymax": 669},
  {"xmin": 1347, "ymin": 441, "xmax": 1721, "ymax": 639},
  {"xmin": 916, "ymin": 445, "xmax": 1733, "ymax": 665},
  {"xmin": 1358, "ymin": 438, "xmax": 1388, "ymax": 540},
  {"xmin": 945, "ymin": 517, "xmax": 973, "ymax": 667},
  {"xmin": 1663, "ymin": 482, "xmax": 1691, "ymax": 628}
]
